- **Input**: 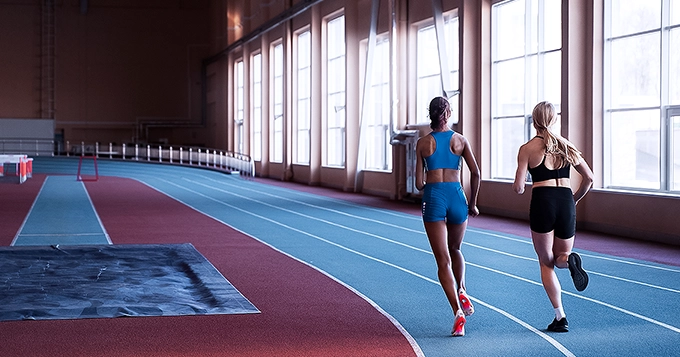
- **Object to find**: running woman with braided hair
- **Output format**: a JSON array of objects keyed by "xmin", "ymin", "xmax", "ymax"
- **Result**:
[
  {"xmin": 513, "ymin": 101, "xmax": 594, "ymax": 332},
  {"xmin": 415, "ymin": 96, "xmax": 480, "ymax": 336}
]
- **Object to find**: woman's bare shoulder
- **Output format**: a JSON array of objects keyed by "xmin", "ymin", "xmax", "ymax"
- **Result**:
[
  {"xmin": 416, "ymin": 134, "xmax": 435, "ymax": 154},
  {"xmin": 522, "ymin": 137, "xmax": 544, "ymax": 150},
  {"xmin": 417, "ymin": 134, "xmax": 434, "ymax": 145},
  {"xmin": 450, "ymin": 132, "xmax": 468, "ymax": 153},
  {"xmin": 517, "ymin": 139, "xmax": 544, "ymax": 159},
  {"xmin": 452, "ymin": 131, "xmax": 468, "ymax": 141}
]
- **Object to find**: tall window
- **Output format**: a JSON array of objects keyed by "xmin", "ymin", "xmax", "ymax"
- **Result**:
[
  {"xmin": 296, "ymin": 30, "xmax": 311, "ymax": 165},
  {"xmin": 326, "ymin": 15, "xmax": 346, "ymax": 167},
  {"xmin": 415, "ymin": 12, "xmax": 459, "ymax": 125},
  {"xmin": 604, "ymin": 0, "xmax": 680, "ymax": 192},
  {"xmin": 252, "ymin": 53, "xmax": 262, "ymax": 161},
  {"xmin": 271, "ymin": 42, "xmax": 284, "ymax": 163},
  {"xmin": 235, "ymin": 60, "xmax": 244, "ymax": 154},
  {"xmin": 491, "ymin": 0, "xmax": 561, "ymax": 179},
  {"xmin": 365, "ymin": 36, "xmax": 392, "ymax": 171}
]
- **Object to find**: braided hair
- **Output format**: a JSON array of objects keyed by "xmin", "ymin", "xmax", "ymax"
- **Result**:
[
  {"xmin": 532, "ymin": 101, "xmax": 582, "ymax": 168},
  {"xmin": 428, "ymin": 96, "xmax": 451, "ymax": 130}
]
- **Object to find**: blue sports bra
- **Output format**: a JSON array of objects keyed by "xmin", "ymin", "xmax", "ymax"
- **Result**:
[
  {"xmin": 528, "ymin": 156, "xmax": 570, "ymax": 182},
  {"xmin": 423, "ymin": 131, "xmax": 462, "ymax": 171}
]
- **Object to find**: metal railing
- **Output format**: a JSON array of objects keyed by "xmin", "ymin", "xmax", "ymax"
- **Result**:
[
  {"xmin": 0, "ymin": 139, "xmax": 255, "ymax": 177},
  {"xmin": 0, "ymin": 139, "xmax": 55, "ymax": 157}
]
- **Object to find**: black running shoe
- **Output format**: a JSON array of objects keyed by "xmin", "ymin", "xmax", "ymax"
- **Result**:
[
  {"xmin": 547, "ymin": 317, "xmax": 569, "ymax": 332},
  {"xmin": 568, "ymin": 252, "xmax": 589, "ymax": 292}
]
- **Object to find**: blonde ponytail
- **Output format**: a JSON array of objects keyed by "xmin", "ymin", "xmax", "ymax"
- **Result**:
[
  {"xmin": 542, "ymin": 130, "xmax": 582, "ymax": 168},
  {"xmin": 533, "ymin": 101, "xmax": 582, "ymax": 169}
]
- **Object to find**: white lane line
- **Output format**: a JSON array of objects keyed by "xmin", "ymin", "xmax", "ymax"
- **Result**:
[
  {"xmin": 81, "ymin": 180, "xmax": 113, "ymax": 244},
  {"xmin": 587, "ymin": 271, "xmax": 680, "ymax": 294},
  {"xmin": 16, "ymin": 233, "xmax": 107, "ymax": 237},
  {"xmin": 467, "ymin": 228, "xmax": 533, "ymax": 244},
  {"xmin": 465, "ymin": 242, "xmax": 537, "ymax": 262},
  {"xmin": 473, "ymin": 297, "xmax": 575, "ymax": 357}
]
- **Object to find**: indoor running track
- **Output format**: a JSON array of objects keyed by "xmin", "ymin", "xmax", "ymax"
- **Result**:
[{"xmin": 4, "ymin": 157, "xmax": 680, "ymax": 357}]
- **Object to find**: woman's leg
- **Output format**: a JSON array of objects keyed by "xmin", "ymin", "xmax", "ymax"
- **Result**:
[
  {"xmin": 447, "ymin": 220, "xmax": 468, "ymax": 292},
  {"xmin": 425, "ymin": 220, "xmax": 466, "ymax": 335},
  {"xmin": 552, "ymin": 235, "xmax": 574, "ymax": 270},
  {"xmin": 447, "ymin": 220, "xmax": 474, "ymax": 316},
  {"xmin": 424, "ymin": 220, "xmax": 461, "ymax": 315},
  {"xmin": 531, "ymin": 230, "xmax": 563, "ymax": 311}
]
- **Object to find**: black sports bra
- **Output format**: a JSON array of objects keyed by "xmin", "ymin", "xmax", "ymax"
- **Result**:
[{"xmin": 528, "ymin": 156, "xmax": 570, "ymax": 182}]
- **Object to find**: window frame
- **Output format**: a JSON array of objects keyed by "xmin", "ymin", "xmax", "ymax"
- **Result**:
[
  {"xmin": 603, "ymin": 0, "xmax": 679, "ymax": 193},
  {"xmin": 362, "ymin": 34, "xmax": 393, "ymax": 171},
  {"xmin": 412, "ymin": 11, "xmax": 460, "ymax": 126},
  {"xmin": 271, "ymin": 41, "xmax": 284, "ymax": 164},
  {"xmin": 234, "ymin": 59, "xmax": 245, "ymax": 155},
  {"xmin": 490, "ymin": 0, "xmax": 562, "ymax": 180},
  {"xmin": 324, "ymin": 12, "xmax": 346, "ymax": 168},
  {"xmin": 294, "ymin": 28, "xmax": 312, "ymax": 165},
  {"xmin": 251, "ymin": 52, "xmax": 262, "ymax": 161}
]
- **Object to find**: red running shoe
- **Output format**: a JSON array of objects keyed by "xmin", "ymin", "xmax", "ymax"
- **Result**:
[
  {"xmin": 459, "ymin": 291, "xmax": 474, "ymax": 316},
  {"xmin": 452, "ymin": 311, "xmax": 466, "ymax": 336}
]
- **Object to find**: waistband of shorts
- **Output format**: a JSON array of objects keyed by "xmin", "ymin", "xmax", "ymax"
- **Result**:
[
  {"xmin": 425, "ymin": 181, "xmax": 462, "ymax": 188},
  {"xmin": 531, "ymin": 186, "xmax": 571, "ymax": 192},
  {"xmin": 531, "ymin": 186, "xmax": 573, "ymax": 199}
]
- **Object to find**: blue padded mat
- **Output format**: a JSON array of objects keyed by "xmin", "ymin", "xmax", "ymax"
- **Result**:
[{"xmin": 0, "ymin": 243, "xmax": 259, "ymax": 321}]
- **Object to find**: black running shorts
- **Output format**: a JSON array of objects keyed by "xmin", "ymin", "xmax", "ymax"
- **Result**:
[{"xmin": 529, "ymin": 187, "xmax": 576, "ymax": 239}]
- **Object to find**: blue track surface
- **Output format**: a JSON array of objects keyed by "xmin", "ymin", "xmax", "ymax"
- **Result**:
[
  {"xmin": 13, "ymin": 175, "xmax": 111, "ymax": 246},
  {"xmin": 30, "ymin": 157, "xmax": 680, "ymax": 357}
]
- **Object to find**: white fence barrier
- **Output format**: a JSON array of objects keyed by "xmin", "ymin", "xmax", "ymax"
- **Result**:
[{"xmin": 0, "ymin": 139, "xmax": 254, "ymax": 177}]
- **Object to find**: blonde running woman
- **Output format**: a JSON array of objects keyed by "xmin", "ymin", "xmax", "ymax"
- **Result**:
[
  {"xmin": 416, "ymin": 96, "xmax": 480, "ymax": 336},
  {"xmin": 513, "ymin": 101, "xmax": 594, "ymax": 332}
]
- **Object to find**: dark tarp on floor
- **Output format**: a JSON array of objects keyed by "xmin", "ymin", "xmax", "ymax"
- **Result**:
[{"xmin": 0, "ymin": 243, "xmax": 259, "ymax": 321}]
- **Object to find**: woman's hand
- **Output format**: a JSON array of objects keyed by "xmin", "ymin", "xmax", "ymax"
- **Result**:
[{"xmin": 468, "ymin": 205, "xmax": 479, "ymax": 217}]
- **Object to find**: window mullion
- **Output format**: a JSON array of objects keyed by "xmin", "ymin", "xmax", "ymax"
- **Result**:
[
  {"xmin": 661, "ymin": 0, "xmax": 670, "ymax": 108},
  {"xmin": 537, "ymin": 0, "xmax": 545, "ymax": 105},
  {"xmin": 661, "ymin": 0, "xmax": 671, "ymax": 190},
  {"xmin": 603, "ymin": 0, "xmax": 612, "ymax": 188},
  {"xmin": 667, "ymin": 107, "xmax": 680, "ymax": 191},
  {"xmin": 524, "ymin": 0, "xmax": 532, "ymax": 140}
]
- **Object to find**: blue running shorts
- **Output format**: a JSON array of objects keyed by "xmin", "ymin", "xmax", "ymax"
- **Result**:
[{"xmin": 421, "ymin": 182, "xmax": 468, "ymax": 224}]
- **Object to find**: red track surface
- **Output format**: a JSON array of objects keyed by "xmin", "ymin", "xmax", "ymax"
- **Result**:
[
  {"xmin": 0, "ymin": 175, "xmax": 418, "ymax": 357},
  {"xmin": 0, "ymin": 175, "xmax": 45, "ymax": 245}
]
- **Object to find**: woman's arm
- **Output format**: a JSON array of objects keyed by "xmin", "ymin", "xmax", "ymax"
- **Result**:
[
  {"xmin": 573, "ymin": 158, "xmax": 594, "ymax": 204},
  {"xmin": 513, "ymin": 145, "xmax": 529, "ymax": 194},
  {"xmin": 461, "ymin": 137, "xmax": 481, "ymax": 217},
  {"xmin": 415, "ymin": 139, "xmax": 426, "ymax": 191}
]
